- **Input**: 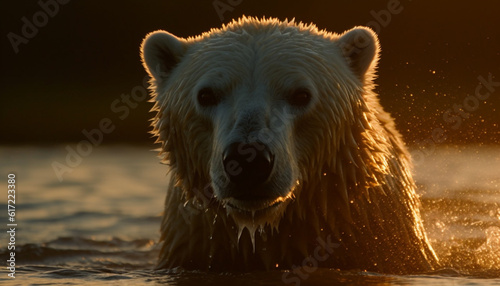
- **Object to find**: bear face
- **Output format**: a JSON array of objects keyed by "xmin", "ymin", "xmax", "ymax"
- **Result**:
[
  {"xmin": 141, "ymin": 17, "xmax": 438, "ymax": 273},
  {"xmin": 142, "ymin": 20, "xmax": 377, "ymax": 229}
]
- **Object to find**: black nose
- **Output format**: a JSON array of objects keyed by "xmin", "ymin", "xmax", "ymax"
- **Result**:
[{"xmin": 223, "ymin": 142, "xmax": 274, "ymax": 188}]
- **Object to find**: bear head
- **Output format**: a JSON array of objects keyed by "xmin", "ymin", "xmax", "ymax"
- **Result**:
[{"xmin": 141, "ymin": 17, "xmax": 379, "ymax": 232}]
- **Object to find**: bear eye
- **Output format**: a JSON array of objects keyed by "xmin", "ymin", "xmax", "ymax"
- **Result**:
[
  {"xmin": 287, "ymin": 89, "xmax": 311, "ymax": 107},
  {"xmin": 197, "ymin": 87, "xmax": 219, "ymax": 107}
]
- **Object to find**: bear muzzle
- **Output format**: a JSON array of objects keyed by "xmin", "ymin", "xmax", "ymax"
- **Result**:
[{"xmin": 215, "ymin": 141, "xmax": 295, "ymax": 221}]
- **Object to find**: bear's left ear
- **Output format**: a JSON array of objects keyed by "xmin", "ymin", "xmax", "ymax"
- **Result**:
[
  {"xmin": 140, "ymin": 31, "xmax": 187, "ymax": 82},
  {"xmin": 337, "ymin": 26, "xmax": 380, "ymax": 81}
]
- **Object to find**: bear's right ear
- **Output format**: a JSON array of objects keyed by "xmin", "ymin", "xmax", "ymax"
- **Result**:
[{"xmin": 140, "ymin": 31, "xmax": 187, "ymax": 82}]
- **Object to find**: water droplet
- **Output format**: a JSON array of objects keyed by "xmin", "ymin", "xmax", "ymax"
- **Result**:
[
  {"xmin": 250, "ymin": 231, "xmax": 256, "ymax": 253},
  {"xmin": 237, "ymin": 228, "xmax": 244, "ymax": 243}
]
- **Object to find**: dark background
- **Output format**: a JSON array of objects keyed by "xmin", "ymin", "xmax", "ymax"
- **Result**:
[{"xmin": 1, "ymin": 0, "xmax": 499, "ymax": 146}]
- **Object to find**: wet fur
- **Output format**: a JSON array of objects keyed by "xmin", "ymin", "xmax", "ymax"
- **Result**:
[{"xmin": 141, "ymin": 16, "xmax": 439, "ymax": 274}]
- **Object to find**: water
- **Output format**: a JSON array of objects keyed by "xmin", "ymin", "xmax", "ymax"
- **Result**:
[{"xmin": 1, "ymin": 145, "xmax": 499, "ymax": 285}]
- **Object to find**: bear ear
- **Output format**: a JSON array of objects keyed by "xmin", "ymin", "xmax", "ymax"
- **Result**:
[
  {"xmin": 140, "ymin": 31, "xmax": 187, "ymax": 82},
  {"xmin": 337, "ymin": 26, "xmax": 379, "ymax": 81}
]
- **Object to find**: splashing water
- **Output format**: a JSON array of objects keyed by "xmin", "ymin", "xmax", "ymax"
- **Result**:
[{"xmin": 414, "ymin": 145, "xmax": 500, "ymax": 276}]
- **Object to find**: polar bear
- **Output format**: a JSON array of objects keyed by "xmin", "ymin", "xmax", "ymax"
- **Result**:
[{"xmin": 140, "ymin": 16, "xmax": 439, "ymax": 274}]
